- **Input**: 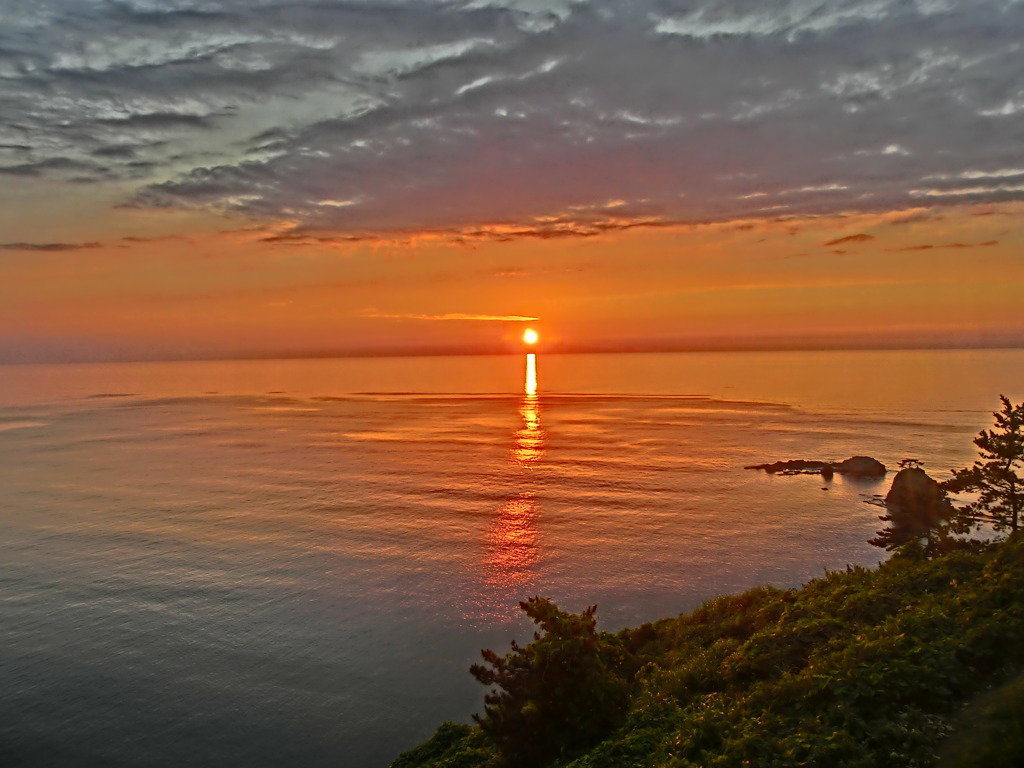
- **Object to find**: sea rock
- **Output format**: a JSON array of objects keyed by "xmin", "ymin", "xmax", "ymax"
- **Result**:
[
  {"xmin": 884, "ymin": 467, "xmax": 953, "ymax": 518},
  {"xmin": 834, "ymin": 456, "xmax": 886, "ymax": 477},
  {"xmin": 744, "ymin": 459, "xmax": 834, "ymax": 474},
  {"xmin": 745, "ymin": 456, "xmax": 885, "ymax": 476}
]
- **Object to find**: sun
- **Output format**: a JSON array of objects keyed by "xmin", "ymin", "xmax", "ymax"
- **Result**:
[{"xmin": 523, "ymin": 328, "xmax": 539, "ymax": 345}]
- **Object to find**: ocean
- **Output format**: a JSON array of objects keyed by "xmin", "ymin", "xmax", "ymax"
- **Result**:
[{"xmin": 2, "ymin": 349, "xmax": 1022, "ymax": 767}]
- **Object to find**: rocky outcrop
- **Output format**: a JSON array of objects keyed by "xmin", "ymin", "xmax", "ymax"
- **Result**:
[
  {"xmin": 884, "ymin": 467, "xmax": 953, "ymax": 518},
  {"xmin": 834, "ymin": 456, "xmax": 886, "ymax": 477},
  {"xmin": 869, "ymin": 467, "xmax": 956, "ymax": 551},
  {"xmin": 745, "ymin": 456, "xmax": 886, "ymax": 477},
  {"xmin": 743, "ymin": 460, "xmax": 833, "ymax": 474}
]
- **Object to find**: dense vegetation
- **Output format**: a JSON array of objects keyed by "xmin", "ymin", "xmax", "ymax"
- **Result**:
[
  {"xmin": 392, "ymin": 538, "xmax": 1024, "ymax": 768},
  {"xmin": 391, "ymin": 398, "xmax": 1024, "ymax": 768}
]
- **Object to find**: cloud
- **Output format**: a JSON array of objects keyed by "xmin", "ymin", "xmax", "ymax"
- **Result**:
[
  {"xmin": 887, "ymin": 240, "xmax": 999, "ymax": 252},
  {"xmin": 259, "ymin": 232, "xmax": 369, "ymax": 246},
  {"xmin": 120, "ymin": 234, "xmax": 187, "ymax": 244},
  {"xmin": 823, "ymin": 234, "xmax": 875, "ymax": 246},
  {"xmin": 0, "ymin": 241, "xmax": 102, "ymax": 251},
  {"xmin": 260, "ymin": 211, "xmax": 669, "ymax": 246},
  {"xmin": 360, "ymin": 311, "xmax": 539, "ymax": 322},
  {"xmin": 3, "ymin": 0, "xmax": 1024, "ymax": 237},
  {"xmin": 0, "ymin": 158, "xmax": 103, "ymax": 178}
]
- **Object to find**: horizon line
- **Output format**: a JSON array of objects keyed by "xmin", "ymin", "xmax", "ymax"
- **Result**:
[{"xmin": 2, "ymin": 338, "xmax": 1023, "ymax": 367}]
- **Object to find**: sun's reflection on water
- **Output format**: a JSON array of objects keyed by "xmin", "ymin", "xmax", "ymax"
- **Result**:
[
  {"xmin": 484, "ymin": 492, "xmax": 539, "ymax": 592},
  {"xmin": 514, "ymin": 357, "xmax": 543, "ymax": 466},
  {"xmin": 480, "ymin": 354, "xmax": 547, "ymax": 606}
]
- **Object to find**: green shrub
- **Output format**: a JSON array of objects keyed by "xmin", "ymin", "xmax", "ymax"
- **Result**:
[
  {"xmin": 390, "ymin": 722, "xmax": 492, "ymax": 768},
  {"xmin": 940, "ymin": 672, "xmax": 1024, "ymax": 768},
  {"xmin": 469, "ymin": 597, "xmax": 630, "ymax": 768}
]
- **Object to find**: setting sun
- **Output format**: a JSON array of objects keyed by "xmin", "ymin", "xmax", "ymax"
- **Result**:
[{"xmin": 523, "ymin": 328, "xmax": 539, "ymax": 345}]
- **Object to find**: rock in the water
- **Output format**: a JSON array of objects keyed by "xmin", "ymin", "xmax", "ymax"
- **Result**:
[
  {"xmin": 746, "ymin": 455, "xmax": 886, "ymax": 476},
  {"xmin": 884, "ymin": 467, "xmax": 953, "ymax": 517},
  {"xmin": 835, "ymin": 456, "xmax": 886, "ymax": 477},
  {"xmin": 744, "ymin": 459, "xmax": 834, "ymax": 474}
]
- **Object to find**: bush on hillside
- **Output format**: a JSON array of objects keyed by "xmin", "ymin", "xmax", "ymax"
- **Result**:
[{"xmin": 469, "ymin": 597, "xmax": 630, "ymax": 768}]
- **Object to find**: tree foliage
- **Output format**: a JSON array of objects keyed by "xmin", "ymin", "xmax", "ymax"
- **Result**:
[
  {"xmin": 939, "ymin": 671, "xmax": 1024, "ymax": 768},
  {"xmin": 944, "ymin": 395, "xmax": 1024, "ymax": 534},
  {"xmin": 469, "ymin": 597, "xmax": 630, "ymax": 768}
]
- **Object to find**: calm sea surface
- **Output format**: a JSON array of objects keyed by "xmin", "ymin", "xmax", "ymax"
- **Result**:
[{"xmin": 2, "ymin": 350, "xmax": 1023, "ymax": 767}]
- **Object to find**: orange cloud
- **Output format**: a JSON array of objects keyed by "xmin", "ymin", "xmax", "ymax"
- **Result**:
[
  {"xmin": 823, "ymin": 234, "xmax": 875, "ymax": 246},
  {"xmin": 360, "ymin": 312, "xmax": 539, "ymax": 322},
  {"xmin": 886, "ymin": 240, "xmax": 999, "ymax": 252}
]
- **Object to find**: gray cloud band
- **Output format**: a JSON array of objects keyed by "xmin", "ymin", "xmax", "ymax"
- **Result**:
[{"xmin": 3, "ymin": 0, "xmax": 1023, "ymax": 237}]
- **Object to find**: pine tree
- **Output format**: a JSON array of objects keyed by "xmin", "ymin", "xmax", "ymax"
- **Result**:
[
  {"xmin": 944, "ymin": 395, "xmax": 1024, "ymax": 534},
  {"xmin": 469, "ymin": 598, "xmax": 629, "ymax": 768}
]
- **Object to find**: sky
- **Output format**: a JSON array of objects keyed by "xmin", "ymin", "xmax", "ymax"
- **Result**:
[{"xmin": 1, "ymin": 0, "xmax": 1023, "ymax": 362}]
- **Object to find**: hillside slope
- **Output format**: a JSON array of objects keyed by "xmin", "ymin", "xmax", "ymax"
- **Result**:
[{"xmin": 392, "ymin": 537, "xmax": 1024, "ymax": 768}]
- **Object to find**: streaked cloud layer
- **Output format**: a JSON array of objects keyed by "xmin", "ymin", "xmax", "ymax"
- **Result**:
[
  {"xmin": 4, "ymin": 0, "xmax": 1024, "ymax": 239},
  {"xmin": 360, "ymin": 312, "xmax": 539, "ymax": 322}
]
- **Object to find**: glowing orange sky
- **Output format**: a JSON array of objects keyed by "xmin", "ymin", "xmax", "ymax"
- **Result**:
[{"xmin": 1, "ymin": 199, "xmax": 1021, "ymax": 363}]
